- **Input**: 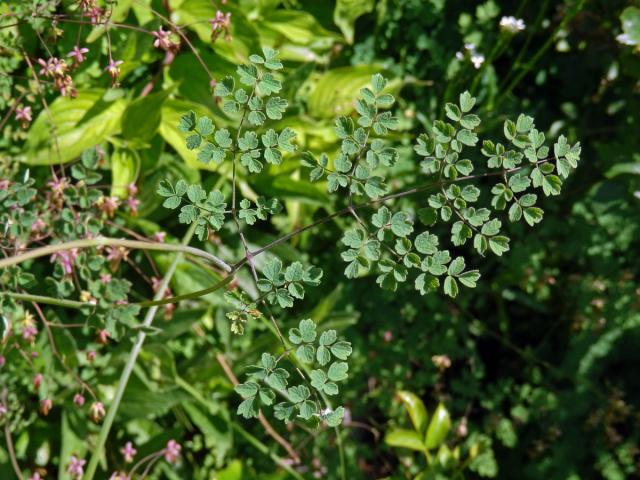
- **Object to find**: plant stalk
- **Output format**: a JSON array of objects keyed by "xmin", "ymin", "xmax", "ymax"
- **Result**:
[{"xmin": 83, "ymin": 224, "xmax": 196, "ymax": 480}]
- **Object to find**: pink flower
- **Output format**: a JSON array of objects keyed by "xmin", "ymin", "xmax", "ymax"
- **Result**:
[
  {"xmin": 67, "ymin": 455, "xmax": 86, "ymax": 479},
  {"xmin": 29, "ymin": 473, "xmax": 42, "ymax": 480},
  {"xmin": 33, "ymin": 373, "xmax": 43, "ymax": 390},
  {"xmin": 431, "ymin": 354, "xmax": 452, "ymax": 370},
  {"xmin": 73, "ymin": 393, "xmax": 85, "ymax": 406},
  {"xmin": 100, "ymin": 273, "xmax": 112, "ymax": 284},
  {"xmin": 0, "ymin": 180, "xmax": 9, "ymax": 190},
  {"xmin": 105, "ymin": 59, "xmax": 123, "ymax": 85},
  {"xmin": 0, "ymin": 404, "xmax": 7, "ymax": 416},
  {"xmin": 89, "ymin": 401, "xmax": 105, "ymax": 422},
  {"xmin": 97, "ymin": 195, "xmax": 120, "ymax": 217},
  {"xmin": 22, "ymin": 325, "xmax": 38, "ymax": 342},
  {"xmin": 126, "ymin": 197, "xmax": 140, "ymax": 215},
  {"xmin": 47, "ymin": 176, "xmax": 69, "ymax": 195},
  {"xmin": 31, "ymin": 217, "xmax": 46, "ymax": 233},
  {"xmin": 68, "ymin": 46, "xmax": 89, "ymax": 63},
  {"xmin": 120, "ymin": 441, "xmax": 137, "ymax": 463},
  {"xmin": 50, "ymin": 248, "xmax": 79, "ymax": 275},
  {"xmin": 0, "ymin": 355, "xmax": 5, "ymax": 367},
  {"xmin": 153, "ymin": 231, "xmax": 166, "ymax": 243},
  {"xmin": 152, "ymin": 26, "xmax": 176, "ymax": 51},
  {"xmin": 15, "ymin": 105, "xmax": 32, "ymax": 128},
  {"xmin": 127, "ymin": 182, "xmax": 138, "ymax": 196},
  {"xmin": 164, "ymin": 439, "xmax": 181, "ymax": 463},
  {"xmin": 457, "ymin": 417, "xmax": 468, "ymax": 437},
  {"xmin": 40, "ymin": 398, "xmax": 52, "ymax": 416},
  {"xmin": 97, "ymin": 329, "xmax": 109, "ymax": 345},
  {"xmin": 86, "ymin": 350, "xmax": 97, "ymax": 362},
  {"xmin": 209, "ymin": 11, "xmax": 232, "ymax": 41}
]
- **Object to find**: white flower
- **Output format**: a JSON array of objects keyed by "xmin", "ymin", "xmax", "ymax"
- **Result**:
[
  {"xmin": 500, "ymin": 16, "xmax": 526, "ymax": 33},
  {"xmin": 471, "ymin": 53, "xmax": 485, "ymax": 69},
  {"xmin": 616, "ymin": 33, "xmax": 636, "ymax": 46}
]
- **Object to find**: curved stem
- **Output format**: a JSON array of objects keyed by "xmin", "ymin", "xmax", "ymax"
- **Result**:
[
  {"xmin": 0, "ymin": 236, "xmax": 232, "ymax": 272},
  {"xmin": 83, "ymin": 224, "xmax": 197, "ymax": 480},
  {"xmin": 2, "ymin": 391, "xmax": 24, "ymax": 480}
]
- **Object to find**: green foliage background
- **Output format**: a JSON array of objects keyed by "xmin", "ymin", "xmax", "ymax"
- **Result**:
[{"xmin": 1, "ymin": 0, "xmax": 640, "ymax": 479}]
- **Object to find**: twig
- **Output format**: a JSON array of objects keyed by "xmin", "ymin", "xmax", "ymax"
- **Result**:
[
  {"xmin": 0, "ymin": 236, "xmax": 232, "ymax": 272},
  {"xmin": 1, "ymin": 390, "xmax": 23, "ymax": 480}
]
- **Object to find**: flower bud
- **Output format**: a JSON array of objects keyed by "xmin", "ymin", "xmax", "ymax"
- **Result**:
[{"xmin": 40, "ymin": 398, "xmax": 52, "ymax": 416}]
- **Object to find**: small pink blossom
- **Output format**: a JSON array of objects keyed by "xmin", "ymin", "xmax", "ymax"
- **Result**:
[
  {"xmin": 383, "ymin": 330, "xmax": 393, "ymax": 342},
  {"xmin": 89, "ymin": 401, "xmax": 105, "ymax": 422},
  {"xmin": 29, "ymin": 473, "xmax": 42, "ymax": 480},
  {"xmin": 97, "ymin": 329, "xmax": 109, "ymax": 345},
  {"xmin": 105, "ymin": 59, "xmax": 123, "ymax": 85},
  {"xmin": 86, "ymin": 350, "xmax": 97, "ymax": 362},
  {"xmin": 127, "ymin": 182, "xmax": 138, "ymax": 196},
  {"xmin": 0, "ymin": 356, "xmax": 5, "ymax": 367},
  {"xmin": 73, "ymin": 393, "xmax": 85, "ymax": 406},
  {"xmin": 164, "ymin": 439, "xmax": 181, "ymax": 463},
  {"xmin": 152, "ymin": 26, "xmax": 177, "ymax": 51},
  {"xmin": 68, "ymin": 46, "xmax": 89, "ymax": 63},
  {"xmin": 126, "ymin": 196, "xmax": 140, "ymax": 215},
  {"xmin": 97, "ymin": 195, "xmax": 120, "ymax": 217},
  {"xmin": 31, "ymin": 217, "xmax": 46, "ymax": 233},
  {"xmin": 120, "ymin": 441, "xmax": 137, "ymax": 463},
  {"xmin": 153, "ymin": 231, "xmax": 166, "ymax": 243},
  {"xmin": 40, "ymin": 398, "xmax": 52, "ymax": 416},
  {"xmin": 33, "ymin": 373, "xmax": 43, "ymax": 390},
  {"xmin": 0, "ymin": 404, "xmax": 7, "ymax": 416},
  {"xmin": 100, "ymin": 273, "xmax": 112, "ymax": 284},
  {"xmin": 50, "ymin": 248, "xmax": 79, "ymax": 275},
  {"xmin": 47, "ymin": 176, "xmax": 69, "ymax": 195},
  {"xmin": 15, "ymin": 105, "xmax": 32, "ymax": 128},
  {"xmin": 22, "ymin": 325, "xmax": 38, "ymax": 342},
  {"xmin": 209, "ymin": 11, "xmax": 232, "ymax": 41},
  {"xmin": 431, "ymin": 354, "xmax": 452, "ymax": 370},
  {"xmin": 0, "ymin": 180, "xmax": 9, "ymax": 190},
  {"xmin": 457, "ymin": 417, "xmax": 468, "ymax": 437},
  {"xmin": 67, "ymin": 455, "xmax": 86, "ymax": 479}
]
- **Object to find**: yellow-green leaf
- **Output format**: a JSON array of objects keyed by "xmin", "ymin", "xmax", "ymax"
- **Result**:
[
  {"xmin": 23, "ymin": 90, "xmax": 126, "ymax": 165},
  {"xmin": 397, "ymin": 390, "xmax": 429, "ymax": 434},
  {"xmin": 110, "ymin": 148, "xmax": 139, "ymax": 198},
  {"xmin": 424, "ymin": 402, "xmax": 452, "ymax": 450},
  {"xmin": 384, "ymin": 428, "xmax": 425, "ymax": 452}
]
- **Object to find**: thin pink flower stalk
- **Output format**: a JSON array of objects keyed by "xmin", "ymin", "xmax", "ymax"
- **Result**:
[
  {"xmin": 209, "ymin": 11, "xmax": 232, "ymax": 41},
  {"xmin": 68, "ymin": 46, "xmax": 89, "ymax": 63},
  {"xmin": 164, "ymin": 439, "xmax": 181, "ymax": 463},
  {"xmin": 67, "ymin": 455, "xmax": 86, "ymax": 479}
]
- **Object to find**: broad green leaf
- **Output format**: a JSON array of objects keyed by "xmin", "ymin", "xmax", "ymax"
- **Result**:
[
  {"xmin": 24, "ymin": 89, "xmax": 126, "ymax": 165},
  {"xmin": 425, "ymin": 403, "xmax": 452, "ymax": 450},
  {"xmin": 110, "ymin": 148, "xmax": 139, "ymax": 198},
  {"xmin": 385, "ymin": 429, "xmax": 425, "ymax": 452},
  {"xmin": 397, "ymin": 391, "xmax": 429, "ymax": 434}
]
